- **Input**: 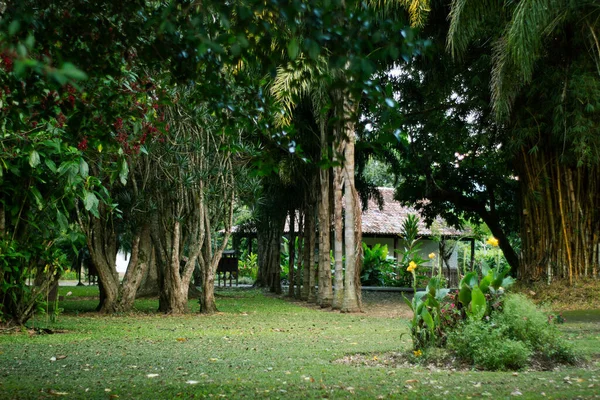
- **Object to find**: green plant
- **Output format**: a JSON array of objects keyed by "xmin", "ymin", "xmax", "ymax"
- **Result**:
[
  {"xmin": 494, "ymin": 294, "xmax": 577, "ymax": 364},
  {"xmin": 403, "ymin": 275, "xmax": 450, "ymax": 350},
  {"xmin": 401, "ymin": 214, "xmax": 450, "ymax": 350},
  {"xmin": 447, "ymin": 319, "xmax": 531, "ymax": 371},
  {"xmin": 361, "ymin": 243, "xmax": 397, "ymax": 286},
  {"xmin": 457, "ymin": 263, "xmax": 515, "ymax": 320},
  {"xmin": 238, "ymin": 252, "xmax": 258, "ymax": 280}
]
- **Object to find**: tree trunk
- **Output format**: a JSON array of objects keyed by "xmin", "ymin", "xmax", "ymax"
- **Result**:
[
  {"xmin": 160, "ymin": 220, "xmax": 189, "ymax": 314},
  {"xmin": 288, "ymin": 208, "xmax": 296, "ymax": 297},
  {"xmin": 332, "ymin": 163, "xmax": 345, "ymax": 309},
  {"xmin": 302, "ymin": 203, "xmax": 313, "ymax": 301},
  {"xmin": 198, "ymin": 190, "xmax": 234, "ymax": 314},
  {"xmin": 318, "ymin": 165, "xmax": 333, "ymax": 307},
  {"xmin": 119, "ymin": 224, "xmax": 151, "ymax": 310},
  {"xmin": 296, "ymin": 211, "xmax": 305, "ymax": 299},
  {"xmin": 136, "ymin": 243, "xmax": 158, "ymax": 297},
  {"xmin": 340, "ymin": 94, "xmax": 361, "ymax": 313},
  {"xmin": 82, "ymin": 209, "xmax": 120, "ymax": 313}
]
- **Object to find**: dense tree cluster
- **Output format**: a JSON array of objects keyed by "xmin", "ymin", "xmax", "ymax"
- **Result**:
[{"xmin": 1, "ymin": 0, "xmax": 598, "ymax": 326}]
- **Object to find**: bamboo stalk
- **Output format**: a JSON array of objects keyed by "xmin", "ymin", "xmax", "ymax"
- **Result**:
[{"xmin": 556, "ymin": 161, "xmax": 573, "ymax": 285}]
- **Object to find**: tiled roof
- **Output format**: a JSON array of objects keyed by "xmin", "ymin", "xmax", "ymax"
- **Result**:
[
  {"xmin": 361, "ymin": 188, "xmax": 468, "ymax": 237},
  {"xmin": 233, "ymin": 187, "xmax": 470, "ymax": 237}
]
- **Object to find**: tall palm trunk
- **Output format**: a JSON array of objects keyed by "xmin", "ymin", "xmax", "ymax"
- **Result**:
[
  {"xmin": 288, "ymin": 208, "xmax": 296, "ymax": 297},
  {"xmin": 340, "ymin": 92, "xmax": 361, "ymax": 313},
  {"xmin": 332, "ymin": 152, "xmax": 345, "ymax": 309},
  {"xmin": 317, "ymin": 122, "xmax": 333, "ymax": 307},
  {"xmin": 302, "ymin": 201, "xmax": 314, "ymax": 301}
]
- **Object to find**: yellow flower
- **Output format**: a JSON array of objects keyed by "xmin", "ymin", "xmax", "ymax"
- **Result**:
[
  {"xmin": 407, "ymin": 261, "xmax": 417, "ymax": 272},
  {"xmin": 413, "ymin": 349, "xmax": 422, "ymax": 357},
  {"xmin": 486, "ymin": 237, "xmax": 499, "ymax": 247},
  {"xmin": 428, "ymin": 252, "xmax": 436, "ymax": 259}
]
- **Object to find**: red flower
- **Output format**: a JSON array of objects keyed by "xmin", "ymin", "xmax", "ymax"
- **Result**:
[{"xmin": 77, "ymin": 137, "xmax": 88, "ymax": 150}]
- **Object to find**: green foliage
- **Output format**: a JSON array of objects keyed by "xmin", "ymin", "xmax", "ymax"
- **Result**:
[
  {"xmin": 494, "ymin": 294, "xmax": 577, "ymax": 364},
  {"xmin": 447, "ymin": 319, "xmax": 531, "ymax": 371},
  {"xmin": 361, "ymin": 243, "xmax": 397, "ymax": 286},
  {"xmin": 238, "ymin": 252, "xmax": 258, "ymax": 280},
  {"xmin": 457, "ymin": 264, "xmax": 514, "ymax": 320},
  {"xmin": 447, "ymin": 293, "xmax": 577, "ymax": 370},
  {"xmin": 404, "ymin": 275, "xmax": 450, "ymax": 350}
]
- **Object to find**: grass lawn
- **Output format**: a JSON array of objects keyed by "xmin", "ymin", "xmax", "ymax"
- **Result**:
[{"xmin": 0, "ymin": 287, "xmax": 599, "ymax": 399}]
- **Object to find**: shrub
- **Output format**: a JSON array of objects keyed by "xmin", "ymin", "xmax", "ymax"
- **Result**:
[
  {"xmin": 361, "ymin": 243, "xmax": 396, "ymax": 286},
  {"xmin": 447, "ymin": 319, "xmax": 531, "ymax": 371},
  {"xmin": 493, "ymin": 294, "xmax": 577, "ymax": 364}
]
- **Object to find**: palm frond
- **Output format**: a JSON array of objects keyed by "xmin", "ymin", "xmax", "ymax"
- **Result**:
[{"xmin": 447, "ymin": 0, "xmax": 501, "ymax": 59}]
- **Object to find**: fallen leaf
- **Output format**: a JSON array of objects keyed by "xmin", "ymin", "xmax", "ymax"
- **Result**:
[
  {"xmin": 50, "ymin": 357, "xmax": 57, "ymax": 362},
  {"xmin": 186, "ymin": 381, "xmax": 199, "ymax": 385},
  {"xmin": 47, "ymin": 389, "xmax": 68, "ymax": 396},
  {"xmin": 511, "ymin": 390, "xmax": 522, "ymax": 396},
  {"xmin": 56, "ymin": 355, "xmax": 67, "ymax": 360},
  {"xmin": 109, "ymin": 395, "xmax": 119, "ymax": 399},
  {"xmin": 209, "ymin": 358, "xmax": 218, "ymax": 362},
  {"xmin": 176, "ymin": 338, "xmax": 187, "ymax": 342},
  {"xmin": 147, "ymin": 374, "xmax": 159, "ymax": 378},
  {"xmin": 405, "ymin": 379, "xmax": 419, "ymax": 384}
]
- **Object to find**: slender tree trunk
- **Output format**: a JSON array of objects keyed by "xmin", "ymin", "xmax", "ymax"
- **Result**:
[
  {"xmin": 302, "ymin": 204, "xmax": 313, "ymax": 301},
  {"xmin": 340, "ymin": 93, "xmax": 361, "ymax": 313},
  {"xmin": 318, "ymin": 166, "xmax": 333, "ymax": 307},
  {"xmin": 291, "ymin": 214, "xmax": 306, "ymax": 299},
  {"xmin": 288, "ymin": 208, "xmax": 296, "ymax": 297},
  {"xmin": 517, "ymin": 148, "xmax": 599, "ymax": 282},
  {"xmin": 332, "ymin": 163, "xmax": 345, "ymax": 309}
]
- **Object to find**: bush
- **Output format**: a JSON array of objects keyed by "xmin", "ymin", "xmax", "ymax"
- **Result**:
[
  {"xmin": 494, "ymin": 294, "xmax": 577, "ymax": 364},
  {"xmin": 446, "ymin": 294, "xmax": 578, "ymax": 370},
  {"xmin": 447, "ymin": 319, "xmax": 531, "ymax": 371}
]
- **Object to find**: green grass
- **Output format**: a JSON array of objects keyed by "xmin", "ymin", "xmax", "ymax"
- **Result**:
[{"xmin": 1, "ymin": 289, "xmax": 599, "ymax": 399}]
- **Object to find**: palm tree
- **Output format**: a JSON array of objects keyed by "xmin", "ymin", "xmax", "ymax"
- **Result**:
[{"xmin": 270, "ymin": 0, "xmax": 432, "ymax": 312}]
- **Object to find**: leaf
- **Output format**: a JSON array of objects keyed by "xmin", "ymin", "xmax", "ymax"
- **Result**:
[
  {"xmin": 45, "ymin": 159, "xmax": 57, "ymax": 173},
  {"xmin": 83, "ymin": 191, "xmax": 99, "ymax": 217},
  {"xmin": 287, "ymin": 38, "xmax": 299, "ymax": 60},
  {"xmin": 420, "ymin": 308, "xmax": 434, "ymax": 332},
  {"xmin": 30, "ymin": 186, "xmax": 44, "ymax": 210},
  {"xmin": 479, "ymin": 271, "xmax": 493, "ymax": 294},
  {"xmin": 59, "ymin": 62, "xmax": 88, "ymax": 81},
  {"xmin": 79, "ymin": 159, "xmax": 89, "ymax": 179},
  {"xmin": 146, "ymin": 374, "xmax": 159, "ymax": 378},
  {"xmin": 29, "ymin": 150, "xmax": 40, "ymax": 168},
  {"xmin": 402, "ymin": 294, "xmax": 414, "ymax": 311},
  {"xmin": 501, "ymin": 276, "xmax": 516, "ymax": 288},
  {"xmin": 119, "ymin": 159, "xmax": 128, "ymax": 185},
  {"xmin": 458, "ymin": 284, "xmax": 471, "ymax": 306},
  {"xmin": 56, "ymin": 210, "xmax": 69, "ymax": 232},
  {"xmin": 469, "ymin": 286, "xmax": 487, "ymax": 320}
]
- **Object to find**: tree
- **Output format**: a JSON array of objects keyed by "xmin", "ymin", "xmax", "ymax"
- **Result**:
[{"xmin": 447, "ymin": 0, "xmax": 600, "ymax": 282}]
